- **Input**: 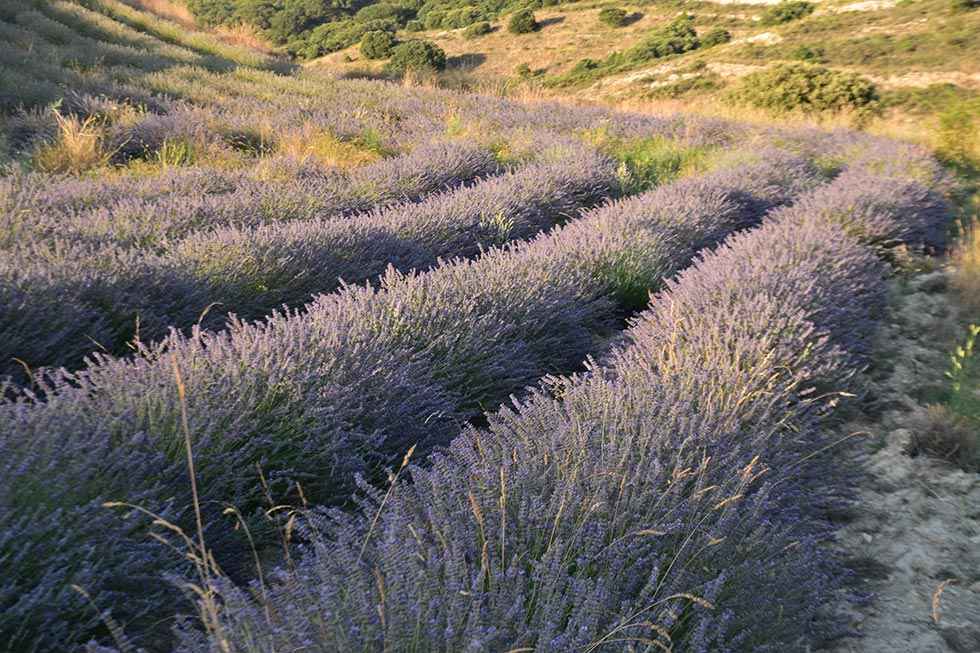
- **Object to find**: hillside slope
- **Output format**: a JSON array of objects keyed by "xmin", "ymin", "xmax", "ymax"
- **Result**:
[{"xmin": 1, "ymin": 2, "xmax": 977, "ymax": 653}]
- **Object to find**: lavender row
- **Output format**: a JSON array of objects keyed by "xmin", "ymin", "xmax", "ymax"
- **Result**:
[
  {"xmin": 0, "ymin": 150, "xmax": 820, "ymax": 651},
  {"xmin": 1, "ymin": 139, "xmax": 501, "ymax": 252},
  {"xmin": 184, "ymin": 166, "xmax": 949, "ymax": 651},
  {"xmin": 0, "ymin": 143, "xmax": 610, "ymax": 382}
]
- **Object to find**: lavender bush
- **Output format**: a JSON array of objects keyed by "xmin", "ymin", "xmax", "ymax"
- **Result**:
[
  {"xmin": 177, "ymin": 192, "xmax": 899, "ymax": 653},
  {"xmin": 0, "ymin": 152, "xmax": 822, "ymax": 650},
  {"xmin": 0, "ymin": 141, "xmax": 507, "ymax": 381}
]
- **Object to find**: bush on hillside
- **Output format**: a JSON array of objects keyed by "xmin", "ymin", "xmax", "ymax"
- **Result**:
[
  {"xmin": 386, "ymin": 39, "xmax": 447, "ymax": 73},
  {"xmin": 302, "ymin": 18, "xmax": 398, "ymax": 58},
  {"xmin": 760, "ymin": 1, "xmax": 815, "ymax": 25},
  {"xmin": 731, "ymin": 64, "xmax": 879, "ymax": 115},
  {"xmin": 626, "ymin": 14, "xmax": 699, "ymax": 62},
  {"xmin": 508, "ymin": 9, "xmax": 538, "ymax": 34},
  {"xmin": 185, "ymin": 0, "xmax": 237, "ymax": 27},
  {"xmin": 463, "ymin": 20, "xmax": 492, "ymax": 38},
  {"xmin": 405, "ymin": 19, "xmax": 424, "ymax": 31},
  {"xmin": 701, "ymin": 27, "xmax": 732, "ymax": 47},
  {"xmin": 235, "ymin": 0, "xmax": 280, "ymax": 30},
  {"xmin": 598, "ymin": 7, "xmax": 629, "ymax": 27},
  {"xmin": 361, "ymin": 30, "xmax": 397, "ymax": 58},
  {"xmin": 950, "ymin": 0, "xmax": 979, "ymax": 11},
  {"xmin": 792, "ymin": 44, "xmax": 827, "ymax": 62}
]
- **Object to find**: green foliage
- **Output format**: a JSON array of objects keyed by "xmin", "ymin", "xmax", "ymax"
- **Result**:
[
  {"xmin": 185, "ymin": 0, "xmax": 237, "ymax": 27},
  {"xmin": 405, "ymin": 19, "xmax": 424, "ymax": 31},
  {"xmin": 700, "ymin": 27, "xmax": 732, "ymax": 48},
  {"xmin": 385, "ymin": 39, "xmax": 447, "ymax": 73},
  {"xmin": 792, "ymin": 44, "xmax": 827, "ymax": 62},
  {"xmin": 235, "ymin": 0, "xmax": 280, "ymax": 30},
  {"xmin": 601, "ymin": 136, "xmax": 712, "ymax": 194},
  {"xmin": 760, "ymin": 1, "xmax": 815, "ymax": 26},
  {"xmin": 508, "ymin": 8, "xmax": 538, "ymax": 33},
  {"xmin": 936, "ymin": 97, "xmax": 980, "ymax": 166},
  {"xmin": 302, "ymin": 18, "xmax": 398, "ymax": 57},
  {"xmin": 950, "ymin": 0, "xmax": 979, "ymax": 12},
  {"xmin": 626, "ymin": 15, "xmax": 700, "ymax": 62},
  {"xmin": 361, "ymin": 29, "xmax": 398, "ymax": 58},
  {"xmin": 730, "ymin": 64, "xmax": 879, "ymax": 116},
  {"xmin": 646, "ymin": 73, "xmax": 722, "ymax": 99},
  {"xmin": 598, "ymin": 7, "xmax": 629, "ymax": 27},
  {"xmin": 463, "ymin": 20, "xmax": 492, "ymax": 37}
]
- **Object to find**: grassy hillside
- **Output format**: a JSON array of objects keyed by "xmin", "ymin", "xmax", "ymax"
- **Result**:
[
  {"xmin": 314, "ymin": 0, "xmax": 979, "ymax": 153},
  {"xmin": 1, "ymin": 2, "xmax": 978, "ymax": 652}
]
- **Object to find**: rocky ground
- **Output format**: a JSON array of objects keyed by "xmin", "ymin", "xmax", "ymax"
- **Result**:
[{"xmin": 822, "ymin": 269, "xmax": 980, "ymax": 652}]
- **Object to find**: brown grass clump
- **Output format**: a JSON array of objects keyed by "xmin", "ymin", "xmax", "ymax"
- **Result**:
[
  {"xmin": 905, "ymin": 404, "xmax": 979, "ymax": 471},
  {"xmin": 952, "ymin": 217, "xmax": 980, "ymax": 314},
  {"xmin": 124, "ymin": 0, "xmax": 196, "ymax": 28},
  {"xmin": 278, "ymin": 127, "xmax": 385, "ymax": 169},
  {"xmin": 214, "ymin": 23, "xmax": 277, "ymax": 55},
  {"xmin": 32, "ymin": 112, "xmax": 112, "ymax": 174}
]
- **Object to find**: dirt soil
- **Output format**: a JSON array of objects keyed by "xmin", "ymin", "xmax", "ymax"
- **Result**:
[{"xmin": 819, "ymin": 269, "xmax": 980, "ymax": 653}]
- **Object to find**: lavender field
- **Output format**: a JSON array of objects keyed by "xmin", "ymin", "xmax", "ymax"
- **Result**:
[{"xmin": 0, "ymin": 2, "xmax": 958, "ymax": 652}]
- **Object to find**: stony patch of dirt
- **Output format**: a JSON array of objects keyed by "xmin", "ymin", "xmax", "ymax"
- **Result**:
[{"xmin": 820, "ymin": 269, "xmax": 980, "ymax": 653}]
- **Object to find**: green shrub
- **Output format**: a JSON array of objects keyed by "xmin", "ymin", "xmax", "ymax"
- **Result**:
[
  {"xmin": 626, "ymin": 15, "xmax": 699, "ymax": 62},
  {"xmin": 598, "ymin": 7, "xmax": 629, "ymax": 27},
  {"xmin": 463, "ymin": 20, "xmax": 492, "ymax": 38},
  {"xmin": 386, "ymin": 39, "xmax": 447, "ymax": 73},
  {"xmin": 760, "ymin": 1, "xmax": 815, "ymax": 26},
  {"xmin": 936, "ymin": 97, "xmax": 980, "ymax": 166},
  {"xmin": 508, "ymin": 9, "xmax": 538, "ymax": 34},
  {"xmin": 514, "ymin": 62, "xmax": 532, "ymax": 78},
  {"xmin": 361, "ymin": 30, "xmax": 397, "ymax": 59},
  {"xmin": 700, "ymin": 28, "xmax": 731, "ymax": 47},
  {"xmin": 442, "ymin": 7, "xmax": 484, "ymax": 28},
  {"xmin": 406, "ymin": 19, "xmax": 424, "ymax": 31},
  {"xmin": 354, "ymin": 3, "xmax": 415, "ymax": 23},
  {"xmin": 950, "ymin": 0, "xmax": 979, "ymax": 11},
  {"xmin": 731, "ymin": 64, "xmax": 879, "ymax": 115},
  {"xmin": 303, "ymin": 18, "xmax": 399, "ymax": 58},
  {"xmin": 185, "ymin": 0, "xmax": 237, "ymax": 27},
  {"xmin": 792, "ymin": 44, "xmax": 826, "ymax": 62}
]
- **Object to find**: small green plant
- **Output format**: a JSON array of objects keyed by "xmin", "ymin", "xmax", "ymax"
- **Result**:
[
  {"xmin": 360, "ymin": 30, "xmax": 397, "ymax": 60},
  {"xmin": 947, "ymin": 324, "xmax": 979, "ymax": 395},
  {"xmin": 792, "ymin": 44, "xmax": 827, "ymax": 63},
  {"xmin": 598, "ymin": 7, "xmax": 629, "ymax": 27},
  {"xmin": 463, "ymin": 21, "xmax": 492, "ymax": 39},
  {"xmin": 700, "ymin": 28, "xmax": 732, "ymax": 48},
  {"xmin": 514, "ymin": 63, "xmax": 532, "ymax": 78},
  {"xmin": 385, "ymin": 39, "xmax": 447, "ymax": 74},
  {"xmin": 154, "ymin": 138, "xmax": 196, "ymax": 168},
  {"xmin": 405, "ymin": 19, "xmax": 424, "ymax": 32},
  {"xmin": 601, "ymin": 136, "xmax": 711, "ymax": 194},
  {"xmin": 508, "ymin": 9, "xmax": 538, "ymax": 34},
  {"xmin": 760, "ymin": 1, "xmax": 815, "ymax": 25},
  {"xmin": 730, "ymin": 64, "xmax": 879, "ymax": 117}
]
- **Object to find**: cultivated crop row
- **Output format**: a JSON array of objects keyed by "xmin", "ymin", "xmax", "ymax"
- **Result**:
[
  {"xmin": 180, "ymin": 160, "xmax": 950, "ymax": 652},
  {"xmin": 0, "ymin": 140, "xmax": 503, "ymax": 376},
  {"xmin": 1, "ymin": 149, "xmax": 823, "ymax": 650}
]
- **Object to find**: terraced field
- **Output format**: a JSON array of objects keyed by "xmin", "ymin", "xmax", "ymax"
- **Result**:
[{"xmin": 0, "ymin": 1, "xmax": 963, "ymax": 652}]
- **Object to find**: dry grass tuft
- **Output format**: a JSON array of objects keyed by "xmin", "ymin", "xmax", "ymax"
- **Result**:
[
  {"xmin": 905, "ymin": 404, "xmax": 979, "ymax": 471},
  {"xmin": 32, "ymin": 112, "xmax": 112, "ymax": 174},
  {"xmin": 952, "ymin": 218, "xmax": 980, "ymax": 314},
  {"xmin": 278, "ymin": 127, "xmax": 385, "ymax": 169},
  {"xmin": 214, "ymin": 23, "xmax": 277, "ymax": 55},
  {"xmin": 124, "ymin": 0, "xmax": 196, "ymax": 28}
]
